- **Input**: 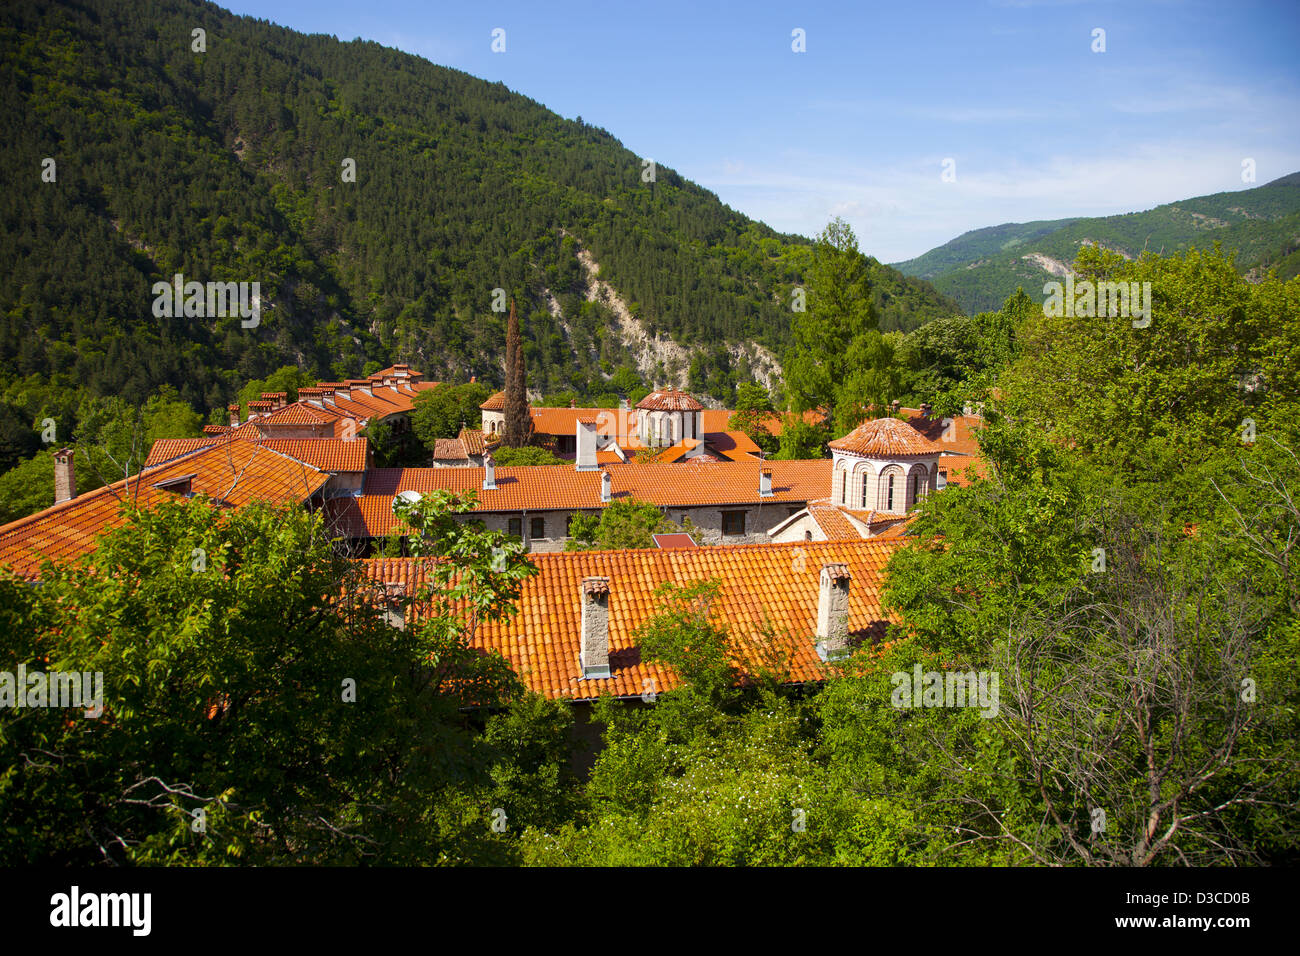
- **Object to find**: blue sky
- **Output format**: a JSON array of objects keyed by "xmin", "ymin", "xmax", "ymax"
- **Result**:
[{"xmin": 225, "ymin": 0, "xmax": 1300, "ymax": 262}]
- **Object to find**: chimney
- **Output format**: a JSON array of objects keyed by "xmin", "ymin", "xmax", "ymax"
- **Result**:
[
  {"xmin": 228, "ymin": 403, "xmax": 240, "ymax": 427},
  {"xmin": 600, "ymin": 469, "xmax": 611, "ymax": 503},
  {"xmin": 53, "ymin": 447, "xmax": 76, "ymax": 503},
  {"xmin": 815, "ymin": 563, "xmax": 852, "ymax": 661},
  {"xmin": 759, "ymin": 467, "xmax": 773, "ymax": 497},
  {"xmin": 575, "ymin": 419, "xmax": 598, "ymax": 471},
  {"xmin": 470, "ymin": 375, "xmax": 477, "ymax": 384},
  {"xmin": 382, "ymin": 583, "xmax": 406, "ymax": 631},
  {"xmin": 580, "ymin": 577, "xmax": 611, "ymax": 679},
  {"xmin": 483, "ymin": 454, "xmax": 497, "ymax": 490},
  {"xmin": 919, "ymin": 402, "xmax": 932, "ymax": 419}
]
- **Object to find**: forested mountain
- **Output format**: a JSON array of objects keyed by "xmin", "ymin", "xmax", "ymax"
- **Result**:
[
  {"xmin": 0, "ymin": 0, "xmax": 959, "ymax": 420},
  {"xmin": 893, "ymin": 172, "xmax": 1300, "ymax": 314}
]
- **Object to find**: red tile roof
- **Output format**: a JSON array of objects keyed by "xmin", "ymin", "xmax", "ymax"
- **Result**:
[
  {"xmin": 260, "ymin": 402, "xmax": 336, "ymax": 426},
  {"xmin": 829, "ymin": 417, "xmax": 944, "ymax": 458},
  {"xmin": 361, "ymin": 538, "xmax": 903, "ymax": 700},
  {"xmin": 636, "ymin": 389, "xmax": 703, "ymax": 411},
  {"xmin": 458, "ymin": 428, "xmax": 486, "ymax": 456},
  {"xmin": 0, "ymin": 443, "xmax": 330, "ymax": 579},
  {"xmin": 481, "ymin": 391, "xmax": 506, "ymax": 410},
  {"xmin": 901, "ymin": 409, "xmax": 984, "ymax": 458},
  {"xmin": 322, "ymin": 459, "xmax": 833, "ymax": 538},
  {"xmin": 258, "ymin": 438, "xmax": 369, "ymax": 472},
  {"xmin": 808, "ymin": 504, "xmax": 864, "ymax": 541},
  {"xmin": 433, "ymin": 438, "xmax": 468, "ymax": 461}
]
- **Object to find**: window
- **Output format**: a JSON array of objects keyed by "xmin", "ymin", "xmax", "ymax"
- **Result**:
[
  {"xmin": 565, "ymin": 513, "xmax": 574, "ymax": 536},
  {"xmin": 840, "ymin": 470, "xmax": 846, "ymax": 504},
  {"xmin": 887, "ymin": 475, "xmax": 896, "ymax": 511},
  {"xmin": 804, "ymin": 530, "xmax": 813, "ymax": 542},
  {"xmin": 861, "ymin": 474, "xmax": 868, "ymax": 508},
  {"xmin": 722, "ymin": 510, "xmax": 746, "ymax": 536},
  {"xmin": 508, "ymin": 517, "xmax": 522, "ymax": 537},
  {"xmin": 910, "ymin": 475, "xmax": 919, "ymax": 506},
  {"xmin": 530, "ymin": 516, "xmax": 545, "ymax": 540}
]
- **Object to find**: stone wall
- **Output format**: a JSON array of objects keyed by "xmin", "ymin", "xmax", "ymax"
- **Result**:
[{"xmin": 457, "ymin": 501, "xmax": 807, "ymax": 552}]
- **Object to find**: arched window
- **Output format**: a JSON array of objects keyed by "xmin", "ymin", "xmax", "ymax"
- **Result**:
[
  {"xmin": 861, "ymin": 474, "xmax": 869, "ymax": 508},
  {"xmin": 910, "ymin": 474, "xmax": 918, "ymax": 507},
  {"xmin": 887, "ymin": 474, "xmax": 896, "ymax": 511},
  {"xmin": 840, "ymin": 470, "xmax": 847, "ymax": 504},
  {"xmin": 804, "ymin": 530, "xmax": 813, "ymax": 542}
]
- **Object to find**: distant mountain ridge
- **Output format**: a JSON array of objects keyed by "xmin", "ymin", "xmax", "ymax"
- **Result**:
[
  {"xmin": 0, "ymin": 0, "xmax": 960, "ymax": 413},
  {"xmin": 892, "ymin": 173, "xmax": 1300, "ymax": 314}
]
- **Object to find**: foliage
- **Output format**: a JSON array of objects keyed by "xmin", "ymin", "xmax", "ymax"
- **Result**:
[
  {"xmin": 490, "ymin": 445, "xmax": 566, "ymax": 466},
  {"xmin": 783, "ymin": 219, "xmax": 899, "ymax": 431},
  {"xmin": 564, "ymin": 498, "xmax": 679, "ymax": 551},
  {"xmin": 0, "ymin": 496, "xmax": 538, "ymax": 864},
  {"xmin": 410, "ymin": 382, "xmax": 492, "ymax": 449}
]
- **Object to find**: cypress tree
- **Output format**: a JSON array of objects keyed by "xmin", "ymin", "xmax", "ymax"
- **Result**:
[{"xmin": 502, "ymin": 300, "xmax": 530, "ymax": 447}]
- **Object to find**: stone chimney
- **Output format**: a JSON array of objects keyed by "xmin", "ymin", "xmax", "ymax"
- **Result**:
[
  {"xmin": 575, "ymin": 419, "xmax": 598, "ymax": 472},
  {"xmin": 600, "ymin": 469, "xmax": 611, "ymax": 503},
  {"xmin": 815, "ymin": 563, "xmax": 852, "ymax": 661},
  {"xmin": 382, "ymin": 583, "xmax": 406, "ymax": 631},
  {"xmin": 53, "ymin": 447, "xmax": 76, "ymax": 503},
  {"xmin": 580, "ymin": 577, "xmax": 611, "ymax": 679},
  {"xmin": 483, "ymin": 454, "xmax": 497, "ymax": 491},
  {"xmin": 228, "ymin": 403, "xmax": 240, "ymax": 428},
  {"xmin": 919, "ymin": 402, "xmax": 932, "ymax": 419},
  {"xmin": 759, "ymin": 467, "xmax": 773, "ymax": 497}
]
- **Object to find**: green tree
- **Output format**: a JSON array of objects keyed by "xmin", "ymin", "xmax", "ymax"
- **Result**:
[
  {"xmin": 502, "ymin": 301, "xmax": 530, "ymax": 448},
  {"xmin": 0, "ymin": 495, "xmax": 533, "ymax": 865},
  {"xmin": 564, "ymin": 498, "xmax": 678, "ymax": 551},
  {"xmin": 490, "ymin": 446, "xmax": 566, "ymax": 466},
  {"xmin": 783, "ymin": 218, "xmax": 897, "ymax": 429},
  {"xmin": 411, "ymin": 382, "xmax": 491, "ymax": 449}
]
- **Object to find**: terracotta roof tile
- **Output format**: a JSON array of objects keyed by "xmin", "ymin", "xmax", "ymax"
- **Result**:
[
  {"xmin": 636, "ymin": 389, "xmax": 704, "ymax": 411},
  {"xmin": 1, "ymin": 443, "xmax": 330, "ymax": 579},
  {"xmin": 361, "ymin": 538, "xmax": 902, "ymax": 700},
  {"xmin": 433, "ymin": 438, "xmax": 467, "ymax": 461},
  {"xmin": 260, "ymin": 402, "xmax": 337, "ymax": 426},
  {"xmin": 829, "ymin": 417, "xmax": 944, "ymax": 458},
  {"xmin": 480, "ymin": 391, "xmax": 506, "ymax": 410},
  {"xmin": 259, "ymin": 438, "xmax": 369, "ymax": 472},
  {"xmin": 458, "ymin": 428, "xmax": 486, "ymax": 456},
  {"xmin": 323, "ymin": 459, "xmax": 832, "ymax": 538}
]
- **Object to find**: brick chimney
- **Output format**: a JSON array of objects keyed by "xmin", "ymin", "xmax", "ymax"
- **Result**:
[
  {"xmin": 759, "ymin": 467, "xmax": 773, "ymax": 497},
  {"xmin": 228, "ymin": 403, "xmax": 240, "ymax": 428},
  {"xmin": 815, "ymin": 563, "xmax": 852, "ymax": 661},
  {"xmin": 483, "ymin": 454, "xmax": 496, "ymax": 491},
  {"xmin": 53, "ymin": 447, "xmax": 76, "ymax": 503},
  {"xmin": 600, "ymin": 469, "xmax": 611, "ymax": 503},
  {"xmin": 580, "ymin": 577, "xmax": 612, "ymax": 679}
]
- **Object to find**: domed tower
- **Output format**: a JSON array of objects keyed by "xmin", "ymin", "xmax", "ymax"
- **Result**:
[
  {"xmin": 480, "ymin": 391, "xmax": 506, "ymax": 437},
  {"xmin": 827, "ymin": 417, "xmax": 943, "ymax": 515},
  {"xmin": 634, "ymin": 389, "xmax": 703, "ymax": 447}
]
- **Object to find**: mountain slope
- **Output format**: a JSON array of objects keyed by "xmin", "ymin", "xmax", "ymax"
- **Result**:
[
  {"xmin": 893, "ymin": 173, "xmax": 1300, "ymax": 314},
  {"xmin": 0, "ymin": 0, "xmax": 960, "ymax": 413}
]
